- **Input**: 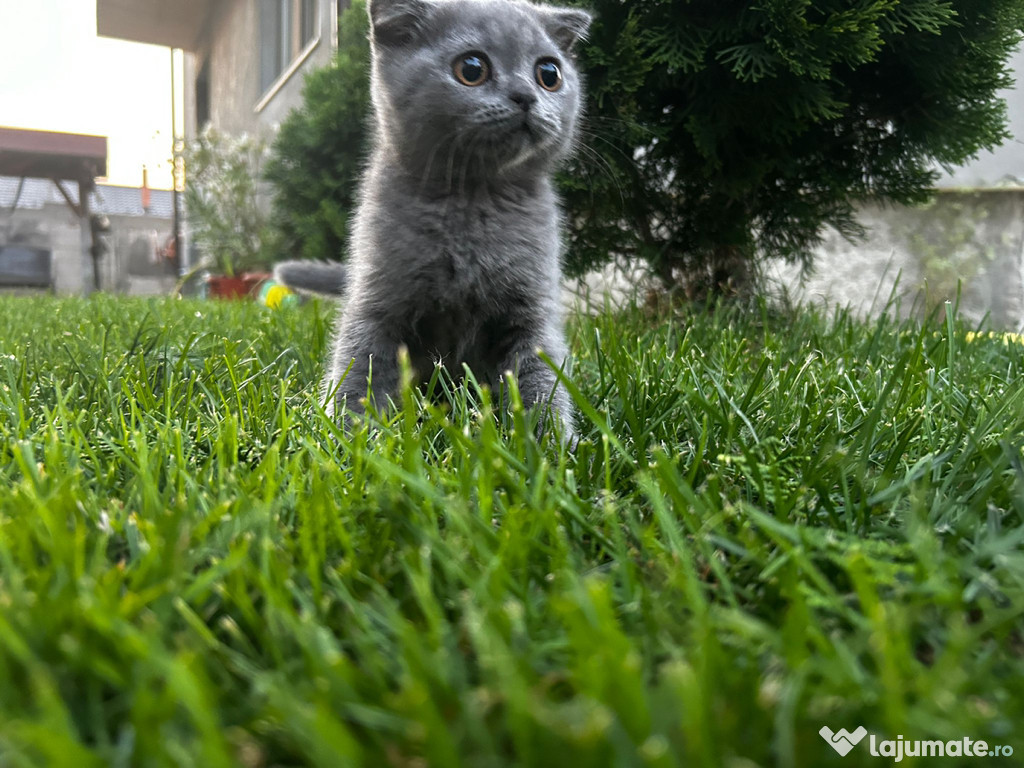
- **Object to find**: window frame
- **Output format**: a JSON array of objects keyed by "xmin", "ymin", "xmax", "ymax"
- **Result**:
[{"xmin": 256, "ymin": 0, "xmax": 321, "ymax": 112}]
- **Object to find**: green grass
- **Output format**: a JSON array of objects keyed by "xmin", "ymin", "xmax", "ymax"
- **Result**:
[{"xmin": 0, "ymin": 294, "xmax": 1021, "ymax": 767}]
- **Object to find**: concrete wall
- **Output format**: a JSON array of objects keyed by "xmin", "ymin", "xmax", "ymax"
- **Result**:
[
  {"xmin": 570, "ymin": 192, "xmax": 1024, "ymax": 332},
  {"xmin": 771, "ymin": 191, "xmax": 1024, "ymax": 330}
]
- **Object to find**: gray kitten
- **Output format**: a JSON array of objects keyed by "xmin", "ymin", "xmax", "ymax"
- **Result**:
[{"xmin": 275, "ymin": 0, "xmax": 591, "ymax": 439}]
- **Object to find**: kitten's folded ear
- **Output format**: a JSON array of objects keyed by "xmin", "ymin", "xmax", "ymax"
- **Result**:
[
  {"xmin": 369, "ymin": 0, "xmax": 434, "ymax": 46},
  {"xmin": 539, "ymin": 5, "xmax": 593, "ymax": 54}
]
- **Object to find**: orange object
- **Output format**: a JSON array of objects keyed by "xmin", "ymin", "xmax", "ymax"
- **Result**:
[{"xmin": 141, "ymin": 166, "xmax": 151, "ymax": 210}]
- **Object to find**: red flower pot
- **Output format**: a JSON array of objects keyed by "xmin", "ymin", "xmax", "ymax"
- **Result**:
[{"xmin": 206, "ymin": 272, "xmax": 271, "ymax": 300}]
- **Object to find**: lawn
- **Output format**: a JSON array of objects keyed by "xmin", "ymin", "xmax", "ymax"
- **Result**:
[{"xmin": 0, "ymin": 294, "xmax": 1021, "ymax": 767}]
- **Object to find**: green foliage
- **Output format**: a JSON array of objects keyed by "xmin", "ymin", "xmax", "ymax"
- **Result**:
[
  {"xmin": 184, "ymin": 127, "xmax": 276, "ymax": 276},
  {"xmin": 0, "ymin": 294, "xmax": 1023, "ymax": 765},
  {"xmin": 564, "ymin": 0, "xmax": 1024, "ymax": 295},
  {"xmin": 264, "ymin": 0, "xmax": 371, "ymax": 263}
]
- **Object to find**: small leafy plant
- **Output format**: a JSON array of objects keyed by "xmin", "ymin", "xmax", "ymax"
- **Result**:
[{"xmin": 185, "ymin": 127, "xmax": 276, "ymax": 276}]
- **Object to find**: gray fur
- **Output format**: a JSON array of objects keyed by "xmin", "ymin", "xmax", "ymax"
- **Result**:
[
  {"xmin": 293, "ymin": 0, "xmax": 591, "ymax": 439},
  {"xmin": 273, "ymin": 260, "xmax": 349, "ymax": 296}
]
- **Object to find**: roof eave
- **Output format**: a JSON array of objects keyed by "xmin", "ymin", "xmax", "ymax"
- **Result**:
[
  {"xmin": 0, "ymin": 127, "xmax": 108, "ymax": 182},
  {"xmin": 96, "ymin": 0, "xmax": 213, "ymax": 51}
]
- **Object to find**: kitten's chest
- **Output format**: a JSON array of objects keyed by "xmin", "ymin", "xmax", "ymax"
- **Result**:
[
  {"xmin": 401, "ymin": 199, "xmax": 553, "ymax": 360},
  {"xmin": 432, "ymin": 197, "xmax": 553, "ymax": 284},
  {"xmin": 378, "ymin": 182, "xmax": 558, "ymax": 297}
]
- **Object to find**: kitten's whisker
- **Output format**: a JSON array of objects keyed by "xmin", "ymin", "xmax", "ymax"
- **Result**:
[
  {"xmin": 444, "ymin": 130, "xmax": 467, "ymax": 196},
  {"xmin": 419, "ymin": 125, "xmax": 474, "ymax": 195},
  {"xmin": 575, "ymin": 138, "xmax": 620, "ymax": 184},
  {"xmin": 419, "ymin": 137, "xmax": 446, "ymax": 194},
  {"xmin": 576, "ymin": 127, "xmax": 641, "ymax": 170},
  {"xmin": 458, "ymin": 132, "xmax": 484, "ymax": 196},
  {"xmin": 446, "ymin": 125, "xmax": 479, "ymax": 196},
  {"xmin": 574, "ymin": 139, "xmax": 627, "ymax": 208},
  {"xmin": 582, "ymin": 113, "xmax": 659, "ymax": 138},
  {"xmin": 572, "ymin": 128, "xmax": 642, "ymax": 206}
]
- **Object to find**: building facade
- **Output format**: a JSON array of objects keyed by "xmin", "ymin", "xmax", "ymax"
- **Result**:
[
  {"xmin": 97, "ymin": 0, "xmax": 349, "ymax": 285},
  {"xmin": 98, "ymin": 0, "xmax": 347, "ymax": 140}
]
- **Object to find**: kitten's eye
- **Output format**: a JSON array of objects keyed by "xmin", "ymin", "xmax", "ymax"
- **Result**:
[
  {"xmin": 535, "ymin": 59, "xmax": 562, "ymax": 92},
  {"xmin": 453, "ymin": 52, "xmax": 490, "ymax": 86}
]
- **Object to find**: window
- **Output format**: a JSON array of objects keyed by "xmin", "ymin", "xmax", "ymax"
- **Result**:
[{"xmin": 260, "ymin": 0, "xmax": 318, "ymax": 94}]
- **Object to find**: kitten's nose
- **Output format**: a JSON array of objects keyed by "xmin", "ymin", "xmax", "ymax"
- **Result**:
[{"xmin": 509, "ymin": 90, "xmax": 537, "ymax": 111}]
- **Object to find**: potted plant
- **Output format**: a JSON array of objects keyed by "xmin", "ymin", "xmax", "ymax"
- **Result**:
[{"xmin": 184, "ymin": 127, "xmax": 276, "ymax": 298}]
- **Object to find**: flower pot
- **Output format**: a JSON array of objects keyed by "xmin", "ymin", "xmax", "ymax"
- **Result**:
[{"xmin": 206, "ymin": 272, "xmax": 271, "ymax": 300}]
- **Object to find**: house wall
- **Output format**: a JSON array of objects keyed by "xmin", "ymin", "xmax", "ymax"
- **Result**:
[{"xmin": 187, "ymin": 0, "xmax": 337, "ymax": 139}]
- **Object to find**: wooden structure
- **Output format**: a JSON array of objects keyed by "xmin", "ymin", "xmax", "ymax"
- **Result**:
[{"xmin": 0, "ymin": 127, "xmax": 108, "ymax": 293}]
